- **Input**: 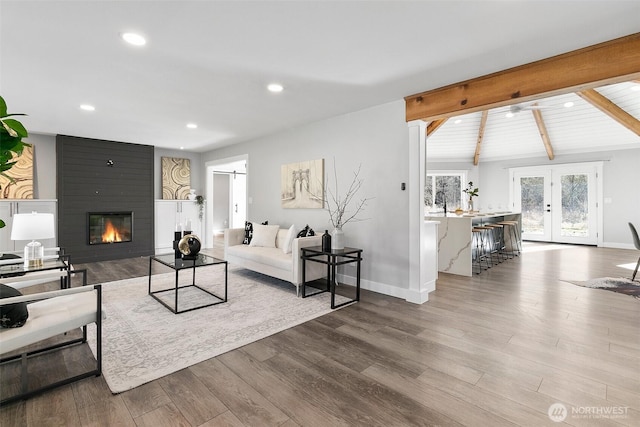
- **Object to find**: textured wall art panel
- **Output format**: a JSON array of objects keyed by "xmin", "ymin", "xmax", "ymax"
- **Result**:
[
  {"xmin": 0, "ymin": 145, "xmax": 34, "ymax": 199},
  {"xmin": 281, "ymin": 158, "xmax": 324, "ymax": 209},
  {"xmin": 162, "ymin": 157, "xmax": 191, "ymax": 199}
]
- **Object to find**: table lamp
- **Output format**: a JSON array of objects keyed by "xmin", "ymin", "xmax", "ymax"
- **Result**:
[{"xmin": 10, "ymin": 212, "xmax": 55, "ymax": 268}]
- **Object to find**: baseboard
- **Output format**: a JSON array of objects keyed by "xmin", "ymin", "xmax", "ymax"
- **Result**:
[
  {"xmin": 601, "ymin": 242, "xmax": 635, "ymax": 250},
  {"xmin": 336, "ymin": 273, "xmax": 434, "ymax": 303},
  {"xmin": 336, "ymin": 273, "xmax": 407, "ymax": 300}
]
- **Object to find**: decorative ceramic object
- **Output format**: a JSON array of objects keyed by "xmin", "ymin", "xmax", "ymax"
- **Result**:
[
  {"xmin": 322, "ymin": 230, "xmax": 332, "ymax": 252},
  {"xmin": 178, "ymin": 234, "xmax": 201, "ymax": 259},
  {"xmin": 187, "ymin": 189, "xmax": 197, "ymax": 200},
  {"xmin": 331, "ymin": 227, "xmax": 344, "ymax": 250}
]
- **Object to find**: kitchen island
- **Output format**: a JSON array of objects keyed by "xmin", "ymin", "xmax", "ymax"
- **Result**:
[{"xmin": 425, "ymin": 212, "xmax": 522, "ymax": 277}]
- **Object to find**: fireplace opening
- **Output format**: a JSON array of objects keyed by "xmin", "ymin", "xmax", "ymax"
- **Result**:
[{"xmin": 88, "ymin": 212, "xmax": 133, "ymax": 245}]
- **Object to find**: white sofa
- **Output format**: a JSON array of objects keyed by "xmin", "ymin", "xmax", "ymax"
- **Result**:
[{"xmin": 224, "ymin": 227, "xmax": 326, "ymax": 295}]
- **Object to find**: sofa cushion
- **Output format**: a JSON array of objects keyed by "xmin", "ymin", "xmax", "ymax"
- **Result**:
[
  {"xmin": 249, "ymin": 224, "xmax": 280, "ymax": 248},
  {"xmin": 243, "ymin": 220, "xmax": 268, "ymax": 245},
  {"xmin": 227, "ymin": 245, "xmax": 293, "ymax": 271},
  {"xmin": 282, "ymin": 225, "xmax": 296, "ymax": 254},
  {"xmin": 0, "ymin": 284, "xmax": 29, "ymax": 328}
]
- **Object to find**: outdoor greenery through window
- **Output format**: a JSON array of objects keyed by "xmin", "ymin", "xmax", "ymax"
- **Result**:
[{"xmin": 425, "ymin": 173, "xmax": 463, "ymax": 211}]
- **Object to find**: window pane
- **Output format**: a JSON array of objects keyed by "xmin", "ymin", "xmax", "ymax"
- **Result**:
[
  {"xmin": 561, "ymin": 174, "xmax": 588, "ymax": 237},
  {"xmin": 521, "ymin": 177, "xmax": 544, "ymax": 235},
  {"xmin": 424, "ymin": 175, "xmax": 433, "ymax": 208}
]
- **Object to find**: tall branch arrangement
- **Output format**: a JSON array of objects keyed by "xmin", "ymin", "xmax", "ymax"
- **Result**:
[{"xmin": 325, "ymin": 161, "xmax": 371, "ymax": 229}]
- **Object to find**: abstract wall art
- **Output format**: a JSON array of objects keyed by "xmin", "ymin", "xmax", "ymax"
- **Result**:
[
  {"xmin": 0, "ymin": 145, "xmax": 34, "ymax": 199},
  {"xmin": 162, "ymin": 157, "xmax": 191, "ymax": 199}
]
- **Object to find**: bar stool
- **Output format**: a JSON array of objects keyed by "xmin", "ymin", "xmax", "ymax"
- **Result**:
[
  {"xmin": 498, "ymin": 221, "xmax": 521, "ymax": 257},
  {"xmin": 472, "ymin": 226, "xmax": 493, "ymax": 273},
  {"xmin": 484, "ymin": 223, "xmax": 506, "ymax": 264}
]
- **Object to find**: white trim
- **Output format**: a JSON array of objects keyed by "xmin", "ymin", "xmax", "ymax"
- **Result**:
[
  {"xmin": 336, "ymin": 273, "xmax": 410, "ymax": 301},
  {"xmin": 601, "ymin": 242, "xmax": 635, "ymax": 250}
]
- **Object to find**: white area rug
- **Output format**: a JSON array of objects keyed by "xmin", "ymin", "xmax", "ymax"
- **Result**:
[{"xmin": 87, "ymin": 265, "xmax": 347, "ymax": 393}]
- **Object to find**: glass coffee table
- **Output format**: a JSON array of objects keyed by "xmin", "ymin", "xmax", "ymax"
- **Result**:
[{"xmin": 148, "ymin": 253, "xmax": 227, "ymax": 314}]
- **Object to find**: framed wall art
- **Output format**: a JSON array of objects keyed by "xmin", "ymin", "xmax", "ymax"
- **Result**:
[
  {"xmin": 162, "ymin": 157, "xmax": 191, "ymax": 199},
  {"xmin": 281, "ymin": 159, "xmax": 324, "ymax": 209}
]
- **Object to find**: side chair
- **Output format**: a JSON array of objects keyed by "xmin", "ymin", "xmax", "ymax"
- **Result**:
[{"xmin": 629, "ymin": 222, "xmax": 640, "ymax": 281}]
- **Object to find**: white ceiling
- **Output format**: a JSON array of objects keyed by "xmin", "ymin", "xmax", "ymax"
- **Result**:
[
  {"xmin": 1, "ymin": 1, "xmax": 639, "ymax": 154},
  {"xmin": 427, "ymin": 81, "xmax": 640, "ymax": 162}
]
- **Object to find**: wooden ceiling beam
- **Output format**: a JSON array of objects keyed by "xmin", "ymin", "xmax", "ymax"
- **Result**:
[
  {"xmin": 473, "ymin": 111, "xmax": 488, "ymax": 165},
  {"xmin": 577, "ymin": 89, "xmax": 640, "ymax": 136},
  {"xmin": 426, "ymin": 118, "xmax": 447, "ymax": 137},
  {"xmin": 531, "ymin": 105, "xmax": 555, "ymax": 160},
  {"xmin": 405, "ymin": 33, "xmax": 640, "ymax": 122}
]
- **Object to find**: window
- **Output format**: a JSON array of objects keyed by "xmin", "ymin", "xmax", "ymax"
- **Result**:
[{"xmin": 425, "ymin": 172, "xmax": 465, "ymax": 211}]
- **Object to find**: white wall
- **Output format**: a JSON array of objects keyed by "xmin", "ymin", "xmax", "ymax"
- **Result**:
[
  {"xmin": 429, "ymin": 148, "xmax": 640, "ymax": 247},
  {"xmin": 154, "ymin": 148, "xmax": 203, "ymax": 200},
  {"xmin": 201, "ymin": 100, "xmax": 412, "ymax": 294},
  {"xmin": 24, "ymin": 133, "xmax": 57, "ymax": 199}
]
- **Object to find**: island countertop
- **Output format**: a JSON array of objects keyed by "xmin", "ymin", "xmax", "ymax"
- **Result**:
[{"xmin": 424, "ymin": 212, "xmax": 522, "ymax": 276}]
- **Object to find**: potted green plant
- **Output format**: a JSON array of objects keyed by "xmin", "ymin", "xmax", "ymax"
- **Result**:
[
  {"xmin": 463, "ymin": 181, "xmax": 479, "ymax": 212},
  {"xmin": 194, "ymin": 195, "xmax": 205, "ymax": 220},
  {"xmin": 0, "ymin": 95, "xmax": 30, "ymax": 228}
]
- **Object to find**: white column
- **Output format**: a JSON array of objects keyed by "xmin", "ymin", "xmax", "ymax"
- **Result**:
[{"xmin": 406, "ymin": 119, "xmax": 436, "ymax": 303}]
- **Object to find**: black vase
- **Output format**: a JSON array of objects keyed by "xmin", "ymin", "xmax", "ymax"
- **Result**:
[{"xmin": 322, "ymin": 230, "xmax": 331, "ymax": 252}]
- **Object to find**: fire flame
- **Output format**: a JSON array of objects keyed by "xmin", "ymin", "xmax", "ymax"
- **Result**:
[{"xmin": 102, "ymin": 219, "xmax": 123, "ymax": 243}]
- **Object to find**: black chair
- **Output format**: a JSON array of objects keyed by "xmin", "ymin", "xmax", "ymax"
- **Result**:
[{"xmin": 629, "ymin": 222, "xmax": 640, "ymax": 281}]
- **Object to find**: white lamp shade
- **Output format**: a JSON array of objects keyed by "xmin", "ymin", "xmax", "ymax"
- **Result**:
[{"xmin": 10, "ymin": 213, "xmax": 56, "ymax": 241}]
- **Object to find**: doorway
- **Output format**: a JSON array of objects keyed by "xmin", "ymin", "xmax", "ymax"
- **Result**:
[
  {"xmin": 511, "ymin": 162, "xmax": 602, "ymax": 245},
  {"xmin": 205, "ymin": 156, "xmax": 248, "ymax": 249}
]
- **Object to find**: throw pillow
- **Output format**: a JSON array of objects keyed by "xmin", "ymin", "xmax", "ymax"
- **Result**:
[
  {"xmin": 249, "ymin": 224, "xmax": 280, "ymax": 248},
  {"xmin": 243, "ymin": 220, "xmax": 268, "ymax": 245},
  {"xmin": 282, "ymin": 224, "xmax": 296, "ymax": 254},
  {"xmin": 296, "ymin": 224, "xmax": 316, "ymax": 238},
  {"xmin": 0, "ymin": 284, "xmax": 29, "ymax": 328}
]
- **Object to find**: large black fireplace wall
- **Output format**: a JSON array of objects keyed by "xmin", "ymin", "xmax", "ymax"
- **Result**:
[{"xmin": 57, "ymin": 135, "xmax": 155, "ymax": 263}]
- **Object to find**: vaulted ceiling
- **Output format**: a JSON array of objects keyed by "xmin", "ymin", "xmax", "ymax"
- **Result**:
[{"xmin": 426, "ymin": 81, "xmax": 640, "ymax": 162}]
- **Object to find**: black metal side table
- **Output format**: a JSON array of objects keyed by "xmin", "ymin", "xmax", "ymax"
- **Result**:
[
  {"xmin": 301, "ymin": 246, "xmax": 362, "ymax": 309},
  {"xmin": 148, "ymin": 253, "xmax": 228, "ymax": 314}
]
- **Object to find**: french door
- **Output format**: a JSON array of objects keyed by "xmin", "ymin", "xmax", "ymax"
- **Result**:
[{"xmin": 512, "ymin": 163, "xmax": 601, "ymax": 245}]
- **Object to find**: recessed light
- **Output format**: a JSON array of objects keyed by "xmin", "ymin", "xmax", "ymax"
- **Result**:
[
  {"xmin": 121, "ymin": 32, "xmax": 146, "ymax": 46},
  {"xmin": 454, "ymin": 119, "xmax": 462, "ymax": 124},
  {"xmin": 631, "ymin": 84, "xmax": 640, "ymax": 92},
  {"xmin": 179, "ymin": 146, "xmax": 184, "ymax": 150},
  {"xmin": 80, "ymin": 104, "xmax": 95, "ymax": 111},
  {"xmin": 186, "ymin": 123, "xmax": 198, "ymax": 129},
  {"xmin": 505, "ymin": 112, "xmax": 514, "ymax": 118},
  {"xmin": 564, "ymin": 101, "xmax": 574, "ymax": 108},
  {"xmin": 267, "ymin": 83, "xmax": 284, "ymax": 93}
]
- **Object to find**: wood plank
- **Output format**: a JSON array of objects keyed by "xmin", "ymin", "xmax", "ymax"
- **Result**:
[
  {"xmin": 531, "ymin": 106, "xmax": 555, "ymax": 160},
  {"xmin": 426, "ymin": 118, "xmax": 447, "ymax": 136},
  {"xmin": 577, "ymin": 88, "xmax": 640, "ymax": 135},
  {"xmin": 119, "ymin": 381, "xmax": 173, "ymax": 419},
  {"xmin": 157, "ymin": 369, "xmax": 228, "ymax": 426},
  {"xmin": 132, "ymin": 402, "xmax": 190, "ymax": 427},
  {"xmin": 473, "ymin": 110, "xmax": 489, "ymax": 165},
  {"xmin": 405, "ymin": 33, "xmax": 640, "ymax": 121},
  {"xmin": 189, "ymin": 358, "xmax": 290, "ymax": 427}
]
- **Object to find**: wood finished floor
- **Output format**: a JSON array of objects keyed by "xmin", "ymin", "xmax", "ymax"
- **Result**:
[{"xmin": 1, "ymin": 243, "xmax": 639, "ymax": 426}]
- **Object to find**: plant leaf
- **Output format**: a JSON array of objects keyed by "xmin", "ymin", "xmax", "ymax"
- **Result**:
[
  {"xmin": 0, "ymin": 219, "xmax": 5, "ymax": 229},
  {"xmin": 2, "ymin": 119, "xmax": 27, "ymax": 138},
  {"xmin": 0, "ymin": 96, "xmax": 6, "ymax": 117}
]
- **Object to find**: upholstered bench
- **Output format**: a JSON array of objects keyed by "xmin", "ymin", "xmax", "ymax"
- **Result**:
[{"xmin": 0, "ymin": 284, "xmax": 102, "ymax": 405}]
